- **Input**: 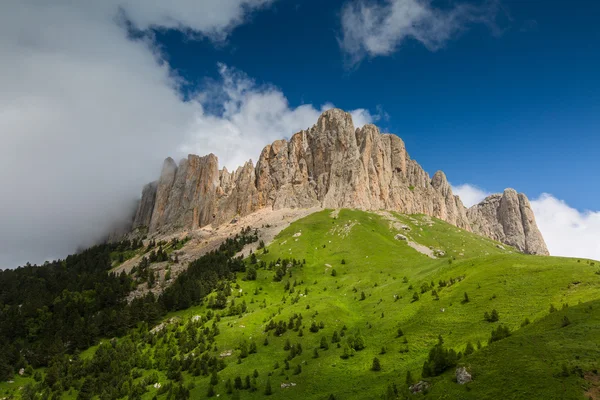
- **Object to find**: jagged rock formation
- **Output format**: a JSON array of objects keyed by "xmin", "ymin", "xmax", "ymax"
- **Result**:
[
  {"xmin": 467, "ymin": 189, "xmax": 549, "ymax": 255},
  {"xmin": 131, "ymin": 108, "xmax": 549, "ymax": 255}
]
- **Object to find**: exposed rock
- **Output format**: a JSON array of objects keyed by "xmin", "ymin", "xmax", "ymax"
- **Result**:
[
  {"xmin": 132, "ymin": 109, "xmax": 548, "ymax": 253},
  {"xmin": 409, "ymin": 381, "xmax": 430, "ymax": 394},
  {"xmin": 467, "ymin": 189, "xmax": 549, "ymax": 255},
  {"xmin": 456, "ymin": 366, "xmax": 472, "ymax": 384},
  {"xmin": 395, "ymin": 234, "xmax": 408, "ymax": 241},
  {"xmin": 132, "ymin": 181, "xmax": 157, "ymax": 229},
  {"xmin": 434, "ymin": 249, "xmax": 446, "ymax": 257}
]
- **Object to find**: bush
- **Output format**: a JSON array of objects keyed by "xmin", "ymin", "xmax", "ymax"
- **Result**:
[
  {"xmin": 421, "ymin": 337, "xmax": 457, "ymax": 377},
  {"xmin": 484, "ymin": 309, "xmax": 499, "ymax": 322},
  {"xmin": 489, "ymin": 325, "xmax": 511, "ymax": 343},
  {"xmin": 462, "ymin": 292, "xmax": 469, "ymax": 304},
  {"xmin": 341, "ymin": 259, "xmax": 346, "ymax": 265},
  {"xmin": 464, "ymin": 341, "xmax": 475, "ymax": 356},
  {"xmin": 331, "ymin": 269, "xmax": 337, "ymax": 277},
  {"xmin": 245, "ymin": 266, "xmax": 257, "ymax": 281},
  {"xmin": 411, "ymin": 292, "xmax": 419, "ymax": 302},
  {"xmin": 371, "ymin": 357, "xmax": 381, "ymax": 371},
  {"xmin": 561, "ymin": 316, "xmax": 571, "ymax": 327}
]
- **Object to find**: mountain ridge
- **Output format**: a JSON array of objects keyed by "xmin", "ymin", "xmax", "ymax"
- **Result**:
[{"xmin": 131, "ymin": 108, "xmax": 549, "ymax": 255}]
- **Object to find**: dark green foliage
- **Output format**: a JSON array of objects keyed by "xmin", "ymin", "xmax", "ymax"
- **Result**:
[
  {"xmin": 421, "ymin": 336, "xmax": 458, "ymax": 377},
  {"xmin": 464, "ymin": 341, "xmax": 475, "ymax": 356},
  {"xmin": 484, "ymin": 309, "xmax": 499, "ymax": 322},
  {"xmin": 371, "ymin": 357, "xmax": 381, "ymax": 371},
  {"xmin": 360, "ymin": 291, "xmax": 366, "ymax": 301},
  {"xmin": 396, "ymin": 327, "xmax": 404, "ymax": 337},
  {"xmin": 207, "ymin": 385, "xmax": 215, "ymax": 397},
  {"xmin": 489, "ymin": 325, "xmax": 511, "ymax": 343},
  {"xmin": 331, "ymin": 269, "xmax": 337, "ymax": 277},
  {"xmin": 562, "ymin": 316, "xmax": 571, "ymax": 327},
  {"xmin": 265, "ymin": 378, "xmax": 272, "ymax": 395},
  {"xmin": 245, "ymin": 266, "xmax": 257, "ymax": 281},
  {"xmin": 462, "ymin": 292, "xmax": 470, "ymax": 303},
  {"xmin": 411, "ymin": 292, "xmax": 419, "ymax": 302}
]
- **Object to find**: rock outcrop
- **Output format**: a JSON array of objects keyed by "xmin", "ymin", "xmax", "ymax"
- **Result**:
[
  {"xmin": 131, "ymin": 108, "xmax": 548, "ymax": 255},
  {"xmin": 467, "ymin": 189, "xmax": 549, "ymax": 255}
]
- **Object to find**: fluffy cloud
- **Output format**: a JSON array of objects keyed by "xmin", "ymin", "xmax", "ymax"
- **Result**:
[
  {"xmin": 451, "ymin": 183, "xmax": 491, "ymax": 208},
  {"xmin": 452, "ymin": 185, "xmax": 600, "ymax": 260},
  {"xmin": 339, "ymin": 0, "xmax": 500, "ymax": 66},
  {"xmin": 531, "ymin": 194, "xmax": 600, "ymax": 261},
  {"xmin": 0, "ymin": 1, "xmax": 374, "ymax": 268}
]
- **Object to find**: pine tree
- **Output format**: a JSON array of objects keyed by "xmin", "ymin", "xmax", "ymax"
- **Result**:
[
  {"xmin": 210, "ymin": 370, "xmax": 218, "ymax": 386},
  {"xmin": 207, "ymin": 385, "xmax": 216, "ymax": 397},
  {"xmin": 372, "ymin": 357, "xmax": 381, "ymax": 371},
  {"xmin": 265, "ymin": 378, "xmax": 273, "ymax": 395}
]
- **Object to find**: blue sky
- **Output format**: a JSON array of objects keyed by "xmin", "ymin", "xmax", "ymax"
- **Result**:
[
  {"xmin": 154, "ymin": 0, "xmax": 599, "ymax": 211},
  {"xmin": 1, "ymin": 0, "xmax": 598, "ymax": 267}
]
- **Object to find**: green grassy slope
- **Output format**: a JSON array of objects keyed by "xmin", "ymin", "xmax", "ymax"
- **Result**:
[
  {"xmin": 4, "ymin": 209, "xmax": 599, "ymax": 400},
  {"xmin": 172, "ymin": 209, "xmax": 600, "ymax": 399}
]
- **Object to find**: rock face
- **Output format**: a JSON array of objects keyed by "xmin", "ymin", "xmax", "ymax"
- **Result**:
[
  {"xmin": 456, "ymin": 366, "xmax": 472, "ymax": 384},
  {"xmin": 131, "ymin": 108, "xmax": 548, "ymax": 255},
  {"xmin": 467, "ymin": 189, "xmax": 549, "ymax": 255}
]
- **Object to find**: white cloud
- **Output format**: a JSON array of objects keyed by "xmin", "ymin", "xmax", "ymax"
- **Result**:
[
  {"xmin": 451, "ymin": 183, "xmax": 491, "ymax": 208},
  {"xmin": 339, "ymin": 0, "xmax": 499, "ymax": 66},
  {"xmin": 0, "ymin": 1, "xmax": 376, "ymax": 268},
  {"xmin": 183, "ymin": 64, "xmax": 375, "ymax": 169},
  {"xmin": 531, "ymin": 194, "xmax": 600, "ymax": 261}
]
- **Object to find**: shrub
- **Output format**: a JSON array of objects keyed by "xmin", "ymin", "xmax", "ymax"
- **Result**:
[
  {"xmin": 264, "ymin": 378, "xmax": 272, "ymax": 395},
  {"xmin": 489, "ymin": 325, "xmax": 511, "ymax": 343},
  {"xmin": 484, "ymin": 309, "xmax": 499, "ymax": 322},
  {"xmin": 396, "ymin": 328, "xmax": 404, "ymax": 337},
  {"xmin": 421, "ymin": 337, "xmax": 457, "ymax": 377},
  {"xmin": 331, "ymin": 269, "xmax": 337, "ymax": 277},
  {"xmin": 561, "ymin": 316, "xmax": 571, "ymax": 327},
  {"xmin": 411, "ymin": 292, "xmax": 419, "ymax": 302},
  {"xmin": 341, "ymin": 259, "xmax": 346, "ymax": 265},
  {"xmin": 462, "ymin": 292, "xmax": 470, "ymax": 304},
  {"xmin": 360, "ymin": 291, "xmax": 366, "ymax": 301},
  {"xmin": 372, "ymin": 357, "xmax": 381, "ymax": 371},
  {"xmin": 464, "ymin": 341, "xmax": 475, "ymax": 356}
]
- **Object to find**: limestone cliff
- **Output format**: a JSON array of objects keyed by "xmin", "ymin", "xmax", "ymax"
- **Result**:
[
  {"xmin": 131, "ymin": 108, "xmax": 548, "ymax": 255},
  {"xmin": 467, "ymin": 189, "xmax": 549, "ymax": 255}
]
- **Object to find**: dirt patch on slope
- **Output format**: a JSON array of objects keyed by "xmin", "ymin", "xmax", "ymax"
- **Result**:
[{"xmin": 114, "ymin": 207, "xmax": 321, "ymax": 300}]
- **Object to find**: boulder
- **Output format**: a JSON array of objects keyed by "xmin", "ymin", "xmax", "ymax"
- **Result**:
[
  {"xmin": 456, "ymin": 366, "xmax": 472, "ymax": 384},
  {"xmin": 409, "ymin": 381, "xmax": 431, "ymax": 394}
]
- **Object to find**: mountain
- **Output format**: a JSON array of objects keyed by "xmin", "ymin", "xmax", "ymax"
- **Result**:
[{"xmin": 131, "ymin": 109, "xmax": 548, "ymax": 255}]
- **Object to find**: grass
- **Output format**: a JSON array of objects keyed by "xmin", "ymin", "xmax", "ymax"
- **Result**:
[{"xmin": 6, "ymin": 209, "xmax": 600, "ymax": 399}]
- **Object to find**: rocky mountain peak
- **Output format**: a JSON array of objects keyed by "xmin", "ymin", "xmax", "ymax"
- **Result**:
[
  {"xmin": 467, "ymin": 188, "xmax": 549, "ymax": 255},
  {"xmin": 131, "ymin": 108, "xmax": 548, "ymax": 255}
]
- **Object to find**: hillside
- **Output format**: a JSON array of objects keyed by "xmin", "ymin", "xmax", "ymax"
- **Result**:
[{"xmin": 1, "ymin": 209, "xmax": 598, "ymax": 399}]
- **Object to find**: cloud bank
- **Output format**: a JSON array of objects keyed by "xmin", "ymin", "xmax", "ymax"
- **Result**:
[
  {"xmin": 339, "ymin": 0, "xmax": 500, "ymax": 66},
  {"xmin": 452, "ymin": 184, "xmax": 600, "ymax": 261},
  {"xmin": 0, "ymin": 1, "xmax": 374, "ymax": 268}
]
